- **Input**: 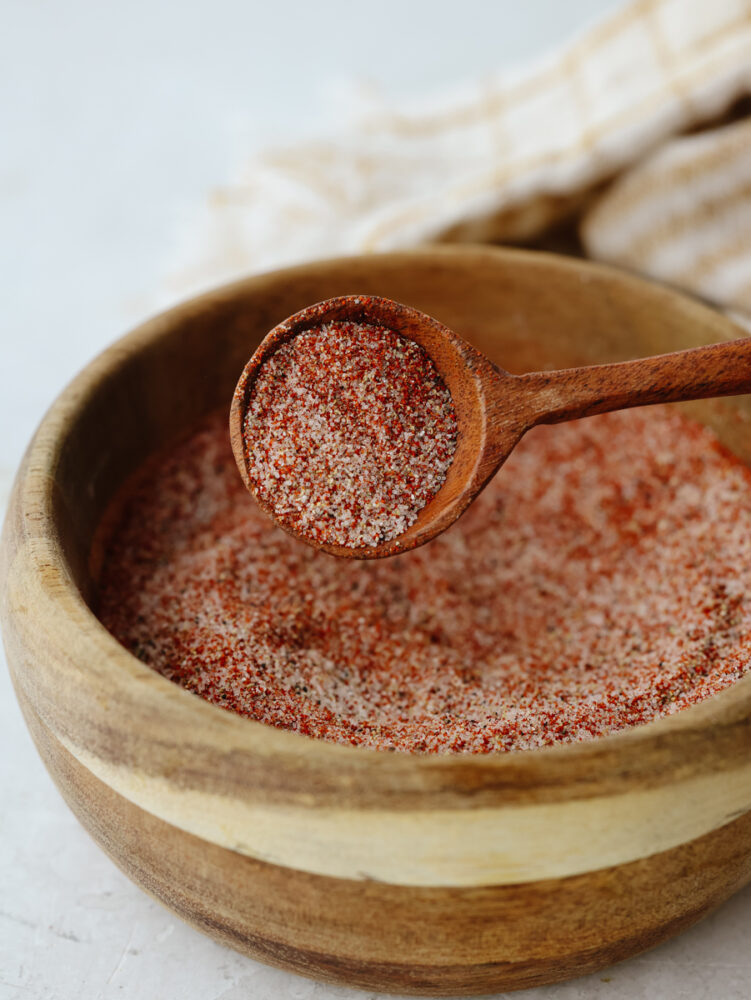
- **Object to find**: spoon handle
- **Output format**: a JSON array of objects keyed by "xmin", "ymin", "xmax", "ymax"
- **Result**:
[{"xmin": 519, "ymin": 336, "xmax": 751, "ymax": 426}]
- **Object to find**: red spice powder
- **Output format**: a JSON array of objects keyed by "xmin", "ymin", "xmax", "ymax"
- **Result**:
[
  {"xmin": 98, "ymin": 406, "xmax": 751, "ymax": 753},
  {"xmin": 243, "ymin": 320, "xmax": 457, "ymax": 547}
]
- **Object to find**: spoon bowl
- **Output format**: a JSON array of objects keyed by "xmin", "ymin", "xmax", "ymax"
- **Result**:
[{"xmin": 230, "ymin": 294, "xmax": 525, "ymax": 558}]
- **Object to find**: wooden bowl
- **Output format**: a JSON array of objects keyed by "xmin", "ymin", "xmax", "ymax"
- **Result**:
[{"xmin": 3, "ymin": 247, "xmax": 751, "ymax": 996}]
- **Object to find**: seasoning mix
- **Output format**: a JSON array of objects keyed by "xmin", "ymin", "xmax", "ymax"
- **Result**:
[
  {"xmin": 98, "ymin": 405, "xmax": 751, "ymax": 753},
  {"xmin": 243, "ymin": 320, "xmax": 457, "ymax": 548}
]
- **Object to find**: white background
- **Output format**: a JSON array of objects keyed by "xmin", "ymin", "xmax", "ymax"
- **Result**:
[{"xmin": 2, "ymin": 1, "xmax": 750, "ymax": 998}]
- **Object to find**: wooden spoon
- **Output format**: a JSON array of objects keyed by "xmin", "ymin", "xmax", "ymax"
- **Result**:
[{"xmin": 230, "ymin": 294, "xmax": 751, "ymax": 559}]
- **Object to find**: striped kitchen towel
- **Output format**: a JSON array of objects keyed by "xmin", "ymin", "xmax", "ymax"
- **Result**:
[{"xmin": 166, "ymin": 0, "xmax": 751, "ymax": 319}]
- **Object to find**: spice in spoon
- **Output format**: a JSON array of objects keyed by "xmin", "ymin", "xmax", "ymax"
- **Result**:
[{"xmin": 242, "ymin": 320, "xmax": 458, "ymax": 548}]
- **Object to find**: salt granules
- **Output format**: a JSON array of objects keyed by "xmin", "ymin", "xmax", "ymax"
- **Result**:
[
  {"xmin": 242, "ymin": 321, "xmax": 458, "ymax": 547},
  {"xmin": 98, "ymin": 407, "xmax": 751, "ymax": 753}
]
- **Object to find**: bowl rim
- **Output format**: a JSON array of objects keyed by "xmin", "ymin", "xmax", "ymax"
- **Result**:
[{"xmin": 5, "ymin": 244, "xmax": 751, "ymax": 812}]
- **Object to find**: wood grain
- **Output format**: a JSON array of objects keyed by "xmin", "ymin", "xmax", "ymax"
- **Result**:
[
  {"xmin": 18, "ymin": 685, "xmax": 751, "ymax": 996},
  {"xmin": 3, "ymin": 247, "xmax": 751, "ymax": 994},
  {"xmin": 517, "ymin": 335, "xmax": 751, "ymax": 425}
]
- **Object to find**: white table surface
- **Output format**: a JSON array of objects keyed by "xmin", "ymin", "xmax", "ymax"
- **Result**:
[{"xmin": 2, "ymin": 2, "xmax": 750, "ymax": 997}]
